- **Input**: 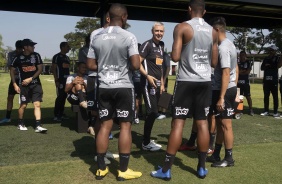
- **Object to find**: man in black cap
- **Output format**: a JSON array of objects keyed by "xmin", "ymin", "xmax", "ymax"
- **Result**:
[
  {"xmin": 10, "ymin": 39, "xmax": 47, "ymax": 133},
  {"xmin": 0, "ymin": 40, "xmax": 23, "ymax": 124},
  {"xmin": 260, "ymin": 45, "xmax": 282, "ymax": 117}
]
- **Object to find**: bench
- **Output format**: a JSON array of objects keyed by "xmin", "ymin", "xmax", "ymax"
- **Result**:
[{"xmin": 71, "ymin": 105, "xmax": 89, "ymax": 133}]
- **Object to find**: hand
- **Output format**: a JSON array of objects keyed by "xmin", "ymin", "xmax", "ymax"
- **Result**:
[
  {"xmin": 216, "ymin": 98, "xmax": 225, "ymax": 112},
  {"xmin": 147, "ymin": 75, "xmax": 157, "ymax": 88},
  {"xmin": 160, "ymin": 85, "xmax": 165, "ymax": 94},
  {"xmin": 14, "ymin": 84, "xmax": 20, "ymax": 93},
  {"xmin": 22, "ymin": 77, "xmax": 32, "ymax": 86}
]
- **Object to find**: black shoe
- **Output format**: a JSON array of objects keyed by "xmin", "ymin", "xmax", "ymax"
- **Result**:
[
  {"xmin": 211, "ymin": 159, "xmax": 235, "ymax": 167},
  {"xmin": 206, "ymin": 155, "xmax": 220, "ymax": 163}
]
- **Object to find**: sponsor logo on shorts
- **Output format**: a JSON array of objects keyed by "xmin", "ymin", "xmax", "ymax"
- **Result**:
[
  {"xmin": 99, "ymin": 109, "xmax": 108, "ymax": 118},
  {"xmin": 205, "ymin": 107, "xmax": 210, "ymax": 116},
  {"xmin": 117, "ymin": 110, "xmax": 129, "ymax": 118},
  {"xmin": 227, "ymin": 108, "xmax": 234, "ymax": 116},
  {"xmin": 71, "ymin": 94, "xmax": 78, "ymax": 100},
  {"xmin": 21, "ymin": 95, "xmax": 26, "ymax": 102},
  {"xmin": 175, "ymin": 107, "xmax": 189, "ymax": 116},
  {"xmin": 87, "ymin": 101, "xmax": 94, "ymax": 107}
]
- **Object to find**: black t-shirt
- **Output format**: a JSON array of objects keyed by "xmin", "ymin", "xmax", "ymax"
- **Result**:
[
  {"xmin": 238, "ymin": 60, "xmax": 252, "ymax": 83},
  {"xmin": 52, "ymin": 53, "xmax": 70, "ymax": 82},
  {"xmin": 11, "ymin": 52, "xmax": 43, "ymax": 85},
  {"xmin": 139, "ymin": 39, "xmax": 164, "ymax": 87},
  {"xmin": 261, "ymin": 55, "xmax": 280, "ymax": 83}
]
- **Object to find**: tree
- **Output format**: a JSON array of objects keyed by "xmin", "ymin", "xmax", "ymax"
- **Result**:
[
  {"xmin": 227, "ymin": 27, "xmax": 282, "ymax": 54},
  {"xmin": 0, "ymin": 34, "xmax": 6, "ymax": 67}
]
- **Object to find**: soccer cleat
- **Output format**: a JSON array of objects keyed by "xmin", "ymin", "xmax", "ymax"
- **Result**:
[
  {"xmin": 134, "ymin": 118, "xmax": 140, "ymax": 124},
  {"xmin": 249, "ymin": 110, "xmax": 254, "ymax": 116},
  {"xmin": 105, "ymin": 151, "xmax": 119, "ymax": 159},
  {"xmin": 142, "ymin": 140, "xmax": 162, "ymax": 151},
  {"xmin": 80, "ymin": 101, "xmax": 88, "ymax": 109},
  {"xmin": 150, "ymin": 166, "xmax": 171, "ymax": 181},
  {"xmin": 273, "ymin": 113, "xmax": 279, "ymax": 118},
  {"xmin": 95, "ymin": 167, "xmax": 109, "ymax": 180},
  {"xmin": 260, "ymin": 112, "xmax": 269, "ymax": 116},
  {"xmin": 53, "ymin": 117, "xmax": 62, "ymax": 121},
  {"xmin": 109, "ymin": 132, "xmax": 113, "ymax": 140},
  {"xmin": 207, "ymin": 148, "xmax": 214, "ymax": 154},
  {"xmin": 87, "ymin": 126, "xmax": 95, "ymax": 136},
  {"xmin": 178, "ymin": 143, "xmax": 197, "ymax": 151},
  {"xmin": 94, "ymin": 156, "xmax": 111, "ymax": 165},
  {"xmin": 157, "ymin": 114, "xmax": 166, "ymax": 120},
  {"xmin": 211, "ymin": 159, "xmax": 235, "ymax": 167},
  {"xmin": 18, "ymin": 124, "xmax": 28, "ymax": 131},
  {"xmin": 35, "ymin": 126, "xmax": 47, "ymax": 133},
  {"xmin": 0, "ymin": 118, "xmax": 11, "ymax": 124},
  {"xmin": 197, "ymin": 167, "xmax": 208, "ymax": 179},
  {"xmin": 206, "ymin": 155, "xmax": 220, "ymax": 163},
  {"xmin": 117, "ymin": 168, "xmax": 142, "ymax": 181}
]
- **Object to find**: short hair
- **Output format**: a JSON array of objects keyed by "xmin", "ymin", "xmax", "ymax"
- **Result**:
[
  {"xmin": 15, "ymin": 40, "xmax": 23, "ymax": 48},
  {"xmin": 189, "ymin": 0, "xmax": 205, "ymax": 13},
  {"xmin": 210, "ymin": 17, "xmax": 226, "ymax": 32},
  {"xmin": 240, "ymin": 50, "xmax": 246, "ymax": 55},
  {"xmin": 109, "ymin": 3, "xmax": 127, "ymax": 20},
  {"xmin": 152, "ymin": 22, "xmax": 165, "ymax": 31},
  {"xmin": 76, "ymin": 61, "xmax": 86, "ymax": 67},
  {"xmin": 60, "ymin": 42, "xmax": 69, "ymax": 49}
]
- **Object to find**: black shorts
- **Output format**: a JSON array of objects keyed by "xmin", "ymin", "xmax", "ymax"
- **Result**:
[
  {"xmin": 67, "ymin": 91, "xmax": 86, "ymax": 105},
  {"xmin": 20, "ymin": 83, "xmax": 43, "ymax": 104},
  {"xmin": 98, "ymin": 88, "xmax": 135, "ymax": 123},
  {"xmin": 172, "ymin": 81, "xmax": 211, "ymax": 120},
  {"xmin": 87, "ymin": 76, "xmax": 98, "ymax": 111},
  {"xmin": 8, "ymin": 79, "xmax": 20, "ymax": 95},
  {"xmin": 134, "ymin": 82, "xmax": 142, "ymax": 99},
  {"xmin": 210, "ymin": 86, "xmax": 237, "ymax": 119},
  {"xmin": 237, "ymin": 82, "xmax": 251, "ymax": 97},
  {"xmin": 143, "ymin": 85, "xmax": 161, "ymax": 115}
]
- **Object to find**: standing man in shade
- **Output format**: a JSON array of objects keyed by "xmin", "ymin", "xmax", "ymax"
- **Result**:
[
  {"xmin": 87, "ymin": 3, "xmax": 142, "ymax": 181},
  {"xmin": 260, "ymin": 45, "xmax": 282, "ymax": 117},
  {"xmin": 0, "ymin": 40, "xmax": 23, "ymax": 124},
  {"xmin": 237, "ymin": 50, "xmax": 254, "ymax": 116},
  {"xmin": 139, "ymin": 22, "xmax": 165, "ymax": 151},
  {"xmin": 52, "ymin": 42, "xmax": 71, "ymax": 121},
  {"xmin": 207, "ymin": 17, "xmax": 237, "ymax": 168},
  {"xmin": 10, "ymin": 39, "xmax": 47, "ymax": 133},
  {"xmin": 151, "ymin": 0, "xmax": 218, "ymax": 180}
]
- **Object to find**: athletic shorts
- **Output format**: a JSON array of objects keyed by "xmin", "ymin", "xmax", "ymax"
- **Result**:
[
  {"xmin": 134, "ymin": 82, "xmax": 142, "ymax": 99},
  {"xmin": 237, "ymin": 83, "xmax": 251, "ymax": 97},
  {"xmin": 20, "ymin": 83, "xmax": 43, "ymax": 104},
  {"xmin": 8, "ymin": 79, "xmax": 20, "ymax": 95},
  {"xmin": 172, "ymin": 81, "xmax": 211, "ymax": 120},
  {"xmin": 98, "ymin": 88, "xmax": 135, "ymax": 123},
  {"xmin": 67, "ymin": 91, "xmax": 86, "ymax": 105},
  {"xmin": 210, "ymin": 86, "xmax": 237, "ymax": 119},
  {"xmin": 87, "ymin": 76, "xmax": 98, "ymax": 111},
  {"xmin": 143, "ymin": 85, "xmax": 161, "ymax": 115}
]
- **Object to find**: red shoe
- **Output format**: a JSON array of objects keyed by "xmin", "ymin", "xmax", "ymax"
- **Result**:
[
  {"xmin": 178, "ymin": 144, "xmax": 197, "ymax": 151},
  {"xmin": 207, "ymin": 148, "xmax": 214, "ymax": 154}
]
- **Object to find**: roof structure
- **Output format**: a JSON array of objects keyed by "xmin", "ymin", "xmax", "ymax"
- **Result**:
[{"xmin": 1, "ymin": 0, "xmax": 282, "ymax": 28}]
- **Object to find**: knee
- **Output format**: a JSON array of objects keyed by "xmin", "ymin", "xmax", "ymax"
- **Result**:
[{"xmin": 33, "ymin": 102, "xmax": 41, "ymax": 109}]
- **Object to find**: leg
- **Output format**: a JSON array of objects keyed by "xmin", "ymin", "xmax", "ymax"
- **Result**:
[
  {"xmin": 263, "ymin": 83, "xmax": 270, "ymax": 113},
  {"xmin": 33, "ymin": 101, "xmax": 41, "ymax": 120},
  {"xmin": 271, "ymin": 84, "xmax": 279, "ymax": 114}
]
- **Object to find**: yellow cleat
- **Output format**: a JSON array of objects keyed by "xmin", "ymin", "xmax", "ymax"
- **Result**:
[
  {"xmin": 117, "ymin": 168, "xmax": 142, "ymax": 181},
  {"xmin": 95, "ymin": 167, "xmax": 109, "ymax": 180}
]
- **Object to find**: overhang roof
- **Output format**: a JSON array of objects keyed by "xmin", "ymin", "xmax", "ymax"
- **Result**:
[{"xmin": 1, "ymin": 0, "xmax": 282, "ymax": 28}]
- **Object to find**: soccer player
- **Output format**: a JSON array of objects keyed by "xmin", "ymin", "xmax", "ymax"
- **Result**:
[
  {"xmin": 207, "ymin": 17, "xmax": 237, "ymax": 168},
  {"xmin": 10, "ymin": 39, "xmax": 47, "ymax": 133},
  {"xmin": 52, "ymin": 42, "xmax": 71, "ymax": 121},
  {"xmin": 0, "ymin": 40, "xmax": 23, "ymax": 124},
  {"xmin": 151, "ymin": 0, "xmax": 218, "ymax": 180},
  {"xmin": 87, "ymin": 3, "xmax": 142, "ymax": 181}
]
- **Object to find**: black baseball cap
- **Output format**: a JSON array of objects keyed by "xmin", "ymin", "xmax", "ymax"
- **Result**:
[
  {"xmin": 15, "ymin": 40, "xmax": 23, "ymax": 48},
  {"xmin": 22, "ymin": 39, "xmax": 37, "ymax": 46}
]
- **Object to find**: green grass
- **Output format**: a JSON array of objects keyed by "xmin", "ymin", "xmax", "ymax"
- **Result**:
[{"xmin": 0, "ymin": 72, "xmax": 282, "ymax": 184}]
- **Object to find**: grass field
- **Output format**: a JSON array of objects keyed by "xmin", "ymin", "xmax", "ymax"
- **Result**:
[{"xmin": 0, "ymin": 72, "xmax": 282, "ymax": 184}]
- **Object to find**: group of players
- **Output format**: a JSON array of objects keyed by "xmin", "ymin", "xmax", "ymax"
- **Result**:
[{"xmin": 1, "ymin": 0, "xmax": 281, "ymax": 181}]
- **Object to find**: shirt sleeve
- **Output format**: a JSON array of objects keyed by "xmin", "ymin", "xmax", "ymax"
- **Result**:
[
  {"xmin": 66, "ymin": 75, "xmax": 74, "ymax": 84},
  {"xmin": 10, "ymin": 56, "xmax": 18, "ymax": 68},
  {"xmin": 52, "ymin": 54, "xmax": 58, "ymax": 64},
  {"xmin": 36, "ymin": 53, "xmax": 43, "ymax": 65},
  {"xmin": 219, "ymin": 46, "xmax": 231, "ymax": 69},
  {"xmin": 139, "ymin": 41, "xmax": 149, "ymax": 59},
  {"xmin": 128, "ymin": 34, "xmax": 139, "ymax": 57}
]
